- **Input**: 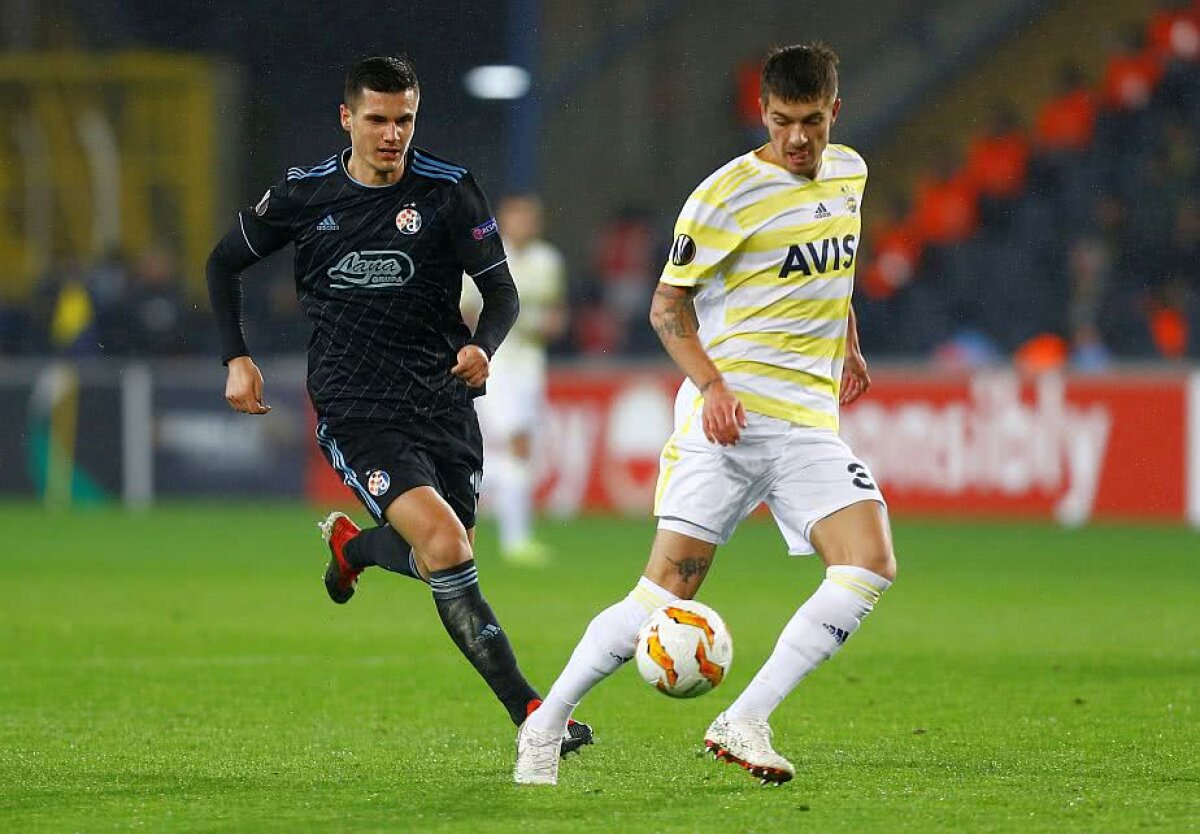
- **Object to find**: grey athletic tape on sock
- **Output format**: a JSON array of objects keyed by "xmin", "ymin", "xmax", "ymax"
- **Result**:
[{"xmin": 429, "ymin": 560, "xmax": 480, "ymax": 600}]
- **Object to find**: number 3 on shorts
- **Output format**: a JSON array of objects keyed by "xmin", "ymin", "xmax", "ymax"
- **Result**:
[{"xmin": 848, "ymin": 462, "xmax": 876, "ymax": 491}]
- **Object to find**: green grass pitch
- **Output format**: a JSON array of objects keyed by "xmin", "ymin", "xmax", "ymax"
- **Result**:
[{"xmin": 3, "ymin": 504, "xmax": 1198, "ymax": 833}]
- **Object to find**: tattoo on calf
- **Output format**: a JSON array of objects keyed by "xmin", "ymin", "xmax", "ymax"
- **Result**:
[{"xmin": 669, "ymin": 556, "xmax": 711, "ymax": 582}]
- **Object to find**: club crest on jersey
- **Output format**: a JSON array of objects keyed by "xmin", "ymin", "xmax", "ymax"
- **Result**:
[
  {"xmin": 471, "ymin": 217, "xmax": 499, "ymax": 240},
  {"xmin": 670, "ymin": 233, "xmax": 697, "ymax": 266},
  {"xmin": 254, "ymin": 190, "xmax": 270, "ymax": 216},
  {"xmin": 395, "ymin": 206, "xmax": 423, "ymax": 234},
  {"xmin": 366, "ymin": 469, "xmax": 391, "ymax": 496},
  {"xmin": 841, "ymin": 184, "xmax": 859, "ymax": 215}
]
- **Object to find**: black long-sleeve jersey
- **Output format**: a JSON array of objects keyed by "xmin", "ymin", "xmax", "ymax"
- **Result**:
[{"xmin": 208, "ymin": 146, "xmax": 518, "ymax": 423}]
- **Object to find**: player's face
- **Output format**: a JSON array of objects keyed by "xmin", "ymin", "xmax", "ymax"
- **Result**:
[
  {"xmin": 340, "ymin": 87, "xmax": 419, "ymax": 185},
  {"xmin": 760, "ymin": 94, "xmax": 841, "ymax": 178}
]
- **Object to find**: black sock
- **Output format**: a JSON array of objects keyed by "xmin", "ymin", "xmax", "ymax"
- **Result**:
[
  {"xmin": 429, "ymin": 560, "xmax": 540, "ymax": 725},
  {"xmin": 344, "ymin": 525, "xmax": 424, "ymax": 582}
]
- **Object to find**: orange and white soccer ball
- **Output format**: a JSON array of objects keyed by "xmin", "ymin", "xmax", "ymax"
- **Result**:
[{"xmin": 635, "ymin": 600, "xmax": 733, "ymax": 698}]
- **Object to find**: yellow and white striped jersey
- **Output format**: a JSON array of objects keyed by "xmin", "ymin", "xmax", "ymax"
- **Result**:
[{"xmin": 660, "ymin": 143, "xmax": 867, "ymax": 431}]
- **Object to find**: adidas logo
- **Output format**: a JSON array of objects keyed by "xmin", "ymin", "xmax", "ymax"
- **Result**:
[
  {"xmin": 477, "ymin": 623, "xmax": 502, "ymax": 641},
  {"xmin": 822, "ymin": 623, "xmax": 850, "ymax": 645},
  {"xmin": 316, "ymin": 214, "xmax": 339, "ymax": 231},
  {"xmin": 814, "ymin": 202, "xmax": 831, "ymax": 219}
]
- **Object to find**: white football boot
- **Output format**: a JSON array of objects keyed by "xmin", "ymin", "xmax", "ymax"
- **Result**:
[
  {"xmin": 704, "ymin": 711, "xmax": 795, "ymax": 785},
  {"xmin": 514, "ymin": 721, "xmax": 561, "ymax": 785}
]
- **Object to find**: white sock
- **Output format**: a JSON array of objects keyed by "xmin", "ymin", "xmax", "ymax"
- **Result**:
[
  {"xmin": 726, "ymin": 565, "xmax": 891, "ymax": 722},
  {"xmin": 527, "ymin": 577, "xmax": 677, "ymax": 734},
  {"xmin": 494, "ymin": 454, "xmax": 533, "ymax": 552}
]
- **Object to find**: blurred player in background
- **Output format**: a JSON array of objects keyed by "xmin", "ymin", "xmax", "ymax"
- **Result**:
[
  {"xmin": 206, "ymin": 55, "xmax": 590, "ymax": 756},
  {"xmin": 464, "ymin": 194, "xmax": 566, "ymax": 565},
  {"xmin": 517, "ymin": 42, "xmax": 896, "ymax": 786}
]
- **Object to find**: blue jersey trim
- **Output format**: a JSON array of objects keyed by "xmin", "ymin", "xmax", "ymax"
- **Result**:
[
  {"xmin": 287, "ymin": 155, "xmax": 339, "ymax": 181},
  {"xmin": 411, "ymin": 161, "xmax": 462, "ymax": 183},
  {"xmin": 413, "ymin": 151, "xmax": 467, "ymax": 176}
]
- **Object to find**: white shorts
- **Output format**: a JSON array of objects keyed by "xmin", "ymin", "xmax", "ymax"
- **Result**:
[
  {"xmin": 653, "ymin": 397, "xmax": 886, "ymax": 556},
  {"xmin": 475, "ymin": 366, "xmax": 544, "ymax": 441}
]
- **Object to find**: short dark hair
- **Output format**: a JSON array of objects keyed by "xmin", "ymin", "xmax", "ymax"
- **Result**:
[
  {"xmin": 344, "ymin": 56, "xmax": 419, "ymax": 107},
  {"xmin": 761, "ymin": 43, "xmax": 839, "ymax": 104}
]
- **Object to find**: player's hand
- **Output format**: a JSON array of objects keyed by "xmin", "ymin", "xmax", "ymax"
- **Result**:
[
  {"xmin": 451, "ymin": 344, "xmax": 490, "ymax": 388},
  {"xmin": 700, "ymin": 379, "xmax": 747, "ymax": 446},
  {"xmin": 225, "ymin": 356, "xmax": 271, "ymax": 414},
  {"xmin": 840, "ymin": 345, "xmax": 871, "ymax": 406}
]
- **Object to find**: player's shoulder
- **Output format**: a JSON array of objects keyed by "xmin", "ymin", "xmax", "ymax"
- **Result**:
[
  {"xmin": 409, "ymin": 146, "xmax": 472, "ymax": 185},
  {"xmin": 283, "ymin": 152, "xmax": 342, "ymax": 187},
  {"xmin": 823, "ymin": 144, "xmax": 868, "ymax": 178},
  {"xmin": 689, "ymin": 151, "xmax": 762, "ymax": 205},
  {"xmin": 265, "ymin": 152, "xmax": 343, "ymax": 208}
]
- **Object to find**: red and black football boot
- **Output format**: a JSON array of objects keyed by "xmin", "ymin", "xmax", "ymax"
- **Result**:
[{"xmin": 318, "ymin": 511, "xmax": 362, "ymax": 604}]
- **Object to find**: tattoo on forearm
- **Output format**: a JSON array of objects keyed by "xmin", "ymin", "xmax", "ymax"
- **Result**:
[
  {"xmin": 651, "ymin": 286, "xmax": 698, "ymax": 341},
  {"xmin": 668, "ymin": 556, "xmax": 711, "ymax": 582}
]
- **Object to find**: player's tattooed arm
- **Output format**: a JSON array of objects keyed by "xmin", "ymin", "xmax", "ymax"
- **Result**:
[
  {"xmin": 648, "ymin": 281, "xmax": 746, "ymax": 446},
  {"xmin": 650, "ymin": 283, "xmax": 699, "ymax": 340}
]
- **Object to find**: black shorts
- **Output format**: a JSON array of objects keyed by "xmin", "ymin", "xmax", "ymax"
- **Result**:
[{"xmin": 315, "ymin": 411, "xmax": 484, "ymax": 529}]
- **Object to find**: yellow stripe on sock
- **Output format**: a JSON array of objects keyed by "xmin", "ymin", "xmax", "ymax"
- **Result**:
[
  {"xmin": 826, "ymin": 574, "xmax": 882, "ymax": 605},
  {"xmin": 631, "ymin": 585, "xmax": 666, "ymax": 613}
]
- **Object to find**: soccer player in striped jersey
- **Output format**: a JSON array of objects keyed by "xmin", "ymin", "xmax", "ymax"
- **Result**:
[
  {"xmin": 206, "ymin": 56, "xmax": 590, "ymax": 757},
  {"xmin": 516, "ymin": 42, "xmax": 896, "ymax": 786}
]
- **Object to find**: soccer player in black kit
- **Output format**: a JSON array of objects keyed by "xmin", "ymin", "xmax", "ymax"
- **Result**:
[{"xmin": 205, "ymin": 56, "xmax": 591, "ymax": 757}]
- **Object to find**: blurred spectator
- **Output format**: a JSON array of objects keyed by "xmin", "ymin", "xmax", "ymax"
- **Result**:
[
  {"xmin": 861, "ymin": 196, "xmax": 922, "ymax": 300},
  {"xmin": 1078, "ymin": 191, "xmax": 1163, "ymax": 358},
  {"xmin": 963, "ymin": 100, "xmax": 1030, "ymax": 200},
  {"xmin": 87, "ymin": 249, "xmax": 131, "ymax": 355},
  {"xmin": 29, "ymin": 261, "xmax": 100, "ymax": 357},
  {"xmin": 932, "ymin": 330, "xmax": 1002, "ymax": 370},
  {"xmin": 1014, "ymin": 333, "xmax": 1070, "ymax": 374},
  {"xmin": 0, "ymin": 303, "xmax": 25, "ymax": 354},
  {"xmin": 910, "ymin": 151, "xmax": 979, "ymax": 246},
  {"xmin": 1066, "ymin": 233, "xmax": 1114, "ymax": 371},
  {"xmin": 1129, "ymin": 147, "xmax": 1181, "ymax": 256},
  {"xmin": 1033, "ymin": 63, "xmax": 1097, "ymax": 153},
  {"xmin": 1100, "ymin": 25, "xmax": 1164, "ymax": 110},
  {"xmin": 573, "ymin": 302, "xmax": 623, "ymax": 356},
  {"xmin": 1160, "ymin": 115, "xmax": 1198, "ymax": 182},
  {"xmin": 592, "ymin": 206, "xmax": 659, "ymax": 352},
  {"xmin": 1160, "ymin": 199, "xmax": 1200, "ymax": 356},
  {"xmin": 1147, "ymin": 0, "xmax": 1200, "ymax": 62},
  {"xmin": 1165, "ymin": 199, "xmax": 1200, "ymax": 290},
  {"xmin": 736, "ymin": 59, "xmax": 764, "ymax": 128},
  {"xmin": 1147, "ymin": 290, "xmax": 1188, "ymax": 358},
  {"xmin": 125, "ymin": 245, "xmax": 190, "ymax": 356}
]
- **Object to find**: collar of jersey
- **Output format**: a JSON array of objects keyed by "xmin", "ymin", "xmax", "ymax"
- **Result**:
[
  {"xmin": 747, "ymin": 144, "xmax": 827, "ymax": 183},
  {"xmin": 339, "ymin": 147, "xmax": 409, "ymax": 190}
]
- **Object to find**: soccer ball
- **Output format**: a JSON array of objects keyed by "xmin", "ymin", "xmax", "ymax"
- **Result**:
[{"xmin": 635, "ymin": 600, "xmax": 733, "ymax": 698}]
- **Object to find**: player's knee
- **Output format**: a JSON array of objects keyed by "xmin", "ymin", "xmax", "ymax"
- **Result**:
[
  {"xmin": 826, "ymin": 542, "xmax": 896, "ymax": 583},
  {"xmin": 867, "ymin": 549, "xmax": 897, "ymax": 583},
  {"xmin": 420, "ymin": 527, "xmax": 473, "ymax": 571}
]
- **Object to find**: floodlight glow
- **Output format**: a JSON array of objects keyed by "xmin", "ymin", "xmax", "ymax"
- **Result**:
[{"xmin": 464, "ymin": 65, "xmax": 531, "ymax": 100}]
